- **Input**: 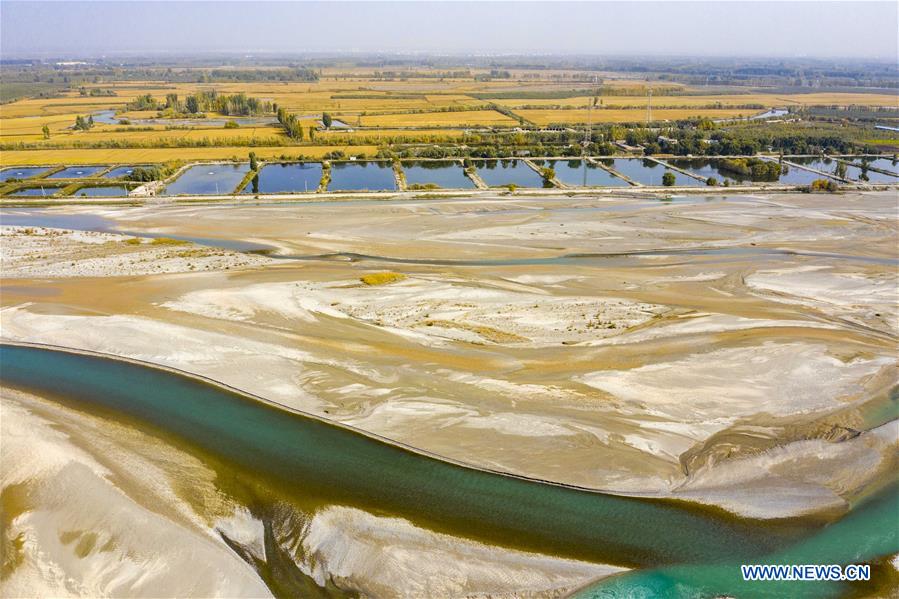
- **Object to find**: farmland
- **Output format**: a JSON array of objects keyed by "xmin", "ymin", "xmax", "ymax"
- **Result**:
[{"xmin": 1, "ymin": 64, "xmax": 897, "ymax": 170}]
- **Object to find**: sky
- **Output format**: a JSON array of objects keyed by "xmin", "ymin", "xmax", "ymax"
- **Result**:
[{"xmin": 1, "ymin": 1, "xmax": 897, "ymax": 60}]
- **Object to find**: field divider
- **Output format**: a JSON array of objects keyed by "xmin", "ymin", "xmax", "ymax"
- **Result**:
[
  {"xmin": 522, "ymin": 158, "xmax": 565, "ymax": 188},
  {"xmin": 586, "ymin": 157, "xmax": 642, "ymax": 186},
  {"xmin": 644, "ymin": 157, "xmax": 708, "ymax": 182},
  {"xmin": 93, "ymin": 165, "xmax": 117, "ymax": 178},
  {"xmin": 463, "ymin": 162, "xmax": 489, "ymax": 189},
  {"xmin": 234, "ymin": 166, "xmax": 261, "ymax": 194},
  {"xmin": 392, "ymin": 160, "xmax": 407, "ymax": 191},
  {"xmin": 773, "ymin": 158, "xmax": 851, "ymax": 183},
  {"xmin": 33, "ymin": 165, "xmax": 66, "ymax": 179},
  {"xmin": 318, "ymin": 161, "xmax": 331, "ymax": 192},
  {"xmin": 830, "ymin": 156, "xmax": 898, "ymax": 177}
]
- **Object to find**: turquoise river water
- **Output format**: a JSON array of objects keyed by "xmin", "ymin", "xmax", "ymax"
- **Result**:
[{"xmin": 1, "ymin": 344, "xmax": 895, "ymax": 597}]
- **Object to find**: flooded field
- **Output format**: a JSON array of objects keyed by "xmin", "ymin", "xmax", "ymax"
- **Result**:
[
  {"xmin": 242, "ymin": 162, "xmax": 323, "ymax": 194},
  {"xmin": 0, "ymin": 167, "xmax": 49, "ymax": 181},
  {"xmin": 534, "ymin": 159, "xmax": 630, "ymax": 187},
  {"xmin": 162, "ymin": 163, "xmax": 249, "ymax": 195},
  {"xmin": 402, "ymin": 160, "xmax": 474, "ymax": 188},
  {"xmin": 328, "ymin": 161, "xmax": 396, "ymax": 191},
  {"xmin": 474, "ymin": 159, "xmax": 544, "ymax": 187}
]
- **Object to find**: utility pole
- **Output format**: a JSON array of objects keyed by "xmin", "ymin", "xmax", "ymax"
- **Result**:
[{"xmin": 583, "ymin": 76, "xmax": 597, "ymax": 155}]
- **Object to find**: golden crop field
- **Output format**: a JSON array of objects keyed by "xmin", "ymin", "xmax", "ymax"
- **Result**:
[
  {"xmin": 517, "ymin": 108, "xmax": 756, "ymax": 125},
  {"xmin": 1, "ymin": 114, "xmax": 90, "ymax": 136},
  {"xmin": 3, "ymin": 125, "xmax": 289, "ymax": 146},
  {"xmin": 2, "ymin": 74, "xmax": 895, "ymax": 167},
  {"xmin": 319, "ymin": 128, "xmax": 468, "ymax": 139},
  {"xmin": 493, "ymin": 93, "xmax": 899, "ymax": 110},
  {"xmin": 0, "ymin": 145, "xmax": 378, "ymax": 166},
  {"xmin": 359, "ymin": 110, "xmax": 517, "ymax": 127}
]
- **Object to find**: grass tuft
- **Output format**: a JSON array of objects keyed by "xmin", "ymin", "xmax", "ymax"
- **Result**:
[{"xmin": 150, "ymin": 237, "xmax": 189, "ymax": 246}]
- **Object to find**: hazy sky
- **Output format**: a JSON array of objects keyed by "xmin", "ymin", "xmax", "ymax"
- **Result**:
[{"xmin": 2, "ymin": 1, "xmax": 897, "ymax": 59}]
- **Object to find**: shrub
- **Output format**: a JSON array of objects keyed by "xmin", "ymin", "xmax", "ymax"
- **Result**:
[
  {"xmin": 808, "ymin": 178, "xmax": 838, "ymax": 192},
  {"xmin": 360, "ymin": 272, "xmax": 406, "ymax": 286},
  {"xmin": 662, "ymin": 172, "xmax": 676, "ymax": 186},
  {"xmin": 706, "ymin": 177, "xmax": 718, "ymax": 186}
]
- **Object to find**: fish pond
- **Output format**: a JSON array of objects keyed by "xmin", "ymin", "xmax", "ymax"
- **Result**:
[
  {"xmin": 328, "ymin": 161, "xmax": 397, "ymax": 191},
  {"xmin": 103, "ymin": 165, "xmax": 153, "ymax": 179},
  {"xmin": 4, "ymin": 186, "xmax": 60, "ymax": 197},
  {"xmin": 0, "ymin": 167, "xmax": 49, "ymax": 181},
  {"xmin": 664, "ymin": 159, "xmax": 742, "ymax": 185},
  {"xmin": 850, "ymin": 157, "xmax": 899, "ymax": 175},
  {"xmin": 533, "ymin": 159, "xmax": 630, "ymax": 187},
  {"xmin": 163, "ymin": 164, "xmax": 249, "ymax": 196},
  {"xmin": 402, "ymin": 161, "xmax": 474, "ymax": 189},
  {"xmin": 598, "ymin": 159, "xmax": 703, "ymax": 186},
  {"xmin": 473, "ymin": 159, "xmax": 544, "ymax": 187},
  {"xmin": 786, "ymin": 157, "xmax": 896, "ymax": 183},
  {"xmin": 242, "ymin": 163, "xmax": 323, "ymax": 194},
  {"xmin": 46, "ymin": 166, "xmax": 108, "ymax": 179},
  {"xmin": 71, "ymin": 186, "xmax": 132, "ymax": 197}
]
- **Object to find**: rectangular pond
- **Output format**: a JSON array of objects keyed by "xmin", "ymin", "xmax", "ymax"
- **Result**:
[
  {"xmin": 684, "ymin": 159, "xmax": 825, "ymax": 186},
  {"xmin": 46, "ymin": 166, "xmax": 108, "ymax": 179},
  {"xmin": 664, "ymin": 159, "xmax": 742, "ymax": 185},
  {"xmin": 328, "ymin": 162, "xmax": 397, "ymax": 191},
  {"xmin": 850, "ymin": 157, "xmax": 899, "ymax": 175},
  {"xmin": 402, "ymin": 161, "xmax": 474, "ymax": 189},
  {"xmin": 162, "ymin": 163, "xmax": 250, "ymax": 196},
  {"xmin": 71, "ymin": 186, "xmax": 132, "ymax": 197},
  {"xmin": 5, "ymin": 187, "xmax": 60, "ymax": 197},
  {"xmin": 599, "ymin": 159, "xmax": 703, "ymax": 186},
  {"xmin": 242, "ymin": 163, "xmax": 323, "ymax": 194},
  {"xmin": 785, "ymin": 156, "xmax": 896, "ymax": 183},
  {"xmin": 1, "ymin": 167, "xmax": 49, "ymax": 182},
  {"xmin": 103, "ymin": 165, "xmax": 153, "ymax": 179},
  {"xmin": 473, "ymin": 159, "xmax": 544, "ymax": 187},
  {"xmin": 533, "ymin": 159, "xmax": 630, "ymax": 187}
]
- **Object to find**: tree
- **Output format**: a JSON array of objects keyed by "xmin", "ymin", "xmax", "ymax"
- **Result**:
[
  {"xmin": 706, "ymin": 177, "xmax": 718, "ymax": 186},
  {"xmin": 165, "ymin": 93, "xmax": 179, "ymax": 110},
  {"xmin": 185, "ymin": 95, "xmax": 200, "ymax": 114},
  {"xmin": 249, "ymin": 151, "xmax": 258, "ymax": 171},
  {"xmin": 662, "ymin": 172, "xmax": 676, "ymax": 186},
  {"xmin": 539, "ymin": 167, "xmax": 556, "ymax": 187},
  {"xmin": 833, "ymin": 161, "xmax": 847, "ymax": 179},
  {"xmin": 42, "ymin": 124, "xmax": 50, "ymax": 139},
  {"xmin": 322, "ymin": 112, "xmax": 333, "ymax": 129},
  {"xmin": 308, "ymin": 126, "xmax": 316, "ymax": 141}
]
